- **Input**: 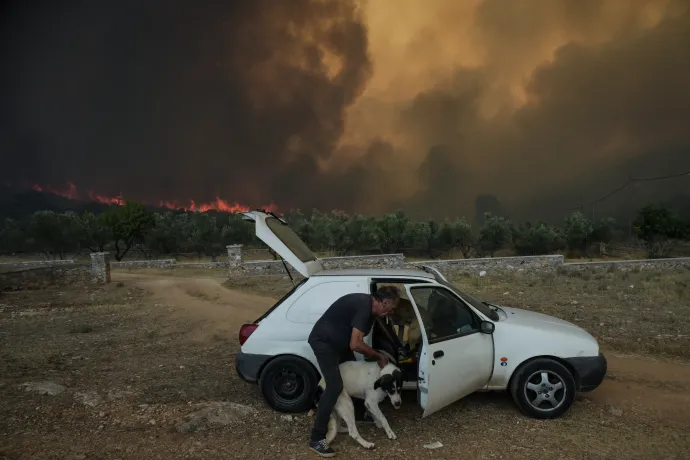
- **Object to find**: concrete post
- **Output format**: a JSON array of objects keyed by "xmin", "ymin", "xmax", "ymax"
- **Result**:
[
  {"xmin": 227, "ymin": 244, "xmax": 244, "ymax": 268},
  {"xmin": 90, "ymin": 252, "xmax": 111, "ymax": 284}
]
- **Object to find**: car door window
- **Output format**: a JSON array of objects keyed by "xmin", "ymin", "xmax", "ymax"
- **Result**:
[{"xmin": 409, "ymin": 286, "xmax": 479, "ymax": 343}]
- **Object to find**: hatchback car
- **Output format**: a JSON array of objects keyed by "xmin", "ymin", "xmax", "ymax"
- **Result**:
[{"xmin": 235, "ymin": 210, "xmax": 607, "ymax": 419}]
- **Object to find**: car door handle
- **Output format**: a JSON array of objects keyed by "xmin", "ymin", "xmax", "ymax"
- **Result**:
[{"xmin": 433, "ymin": 350, "xmax": 444, "ymax": 359}]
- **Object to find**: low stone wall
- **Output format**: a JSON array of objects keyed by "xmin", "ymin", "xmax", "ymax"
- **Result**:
[
  {"xmin": 104, "ymin": 243, "xmax": 690, "ymax": 279},
  {"xmin": 230, "ymin": 253, "xmax": 405, "ymax": 276},
  {"xmin": 0, "ymin": 259, "xmax": 75, "ymax": 271},
  {"xmin": 0, "ymin": 264, "xmax": 91, "ymax": 291},
  {"xmin": 0, "ymin": 253, "xmax": 111, "ymax": 291},
  {"xmin": 177, "ymin": 262, "xmax": 229, "ymax": 269},
  {"xmin": 323, "ymin": 254, "xmax": 405, "ymax": 270},
  {"xmin": 562, "ymin": 257, "xmax": 690, "ymax": 272},
  {"xmin": 405, "ymin": 255, "xmax": 564, "ymax": 276},
  {"xmin": 110, "ymin": 259, "xmax": 177, "ymax": 269}
]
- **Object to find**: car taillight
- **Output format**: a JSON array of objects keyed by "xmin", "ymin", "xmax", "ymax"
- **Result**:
[{"xmin": 239, "ymin": 323, "xmax": 258, "ymax": 346}]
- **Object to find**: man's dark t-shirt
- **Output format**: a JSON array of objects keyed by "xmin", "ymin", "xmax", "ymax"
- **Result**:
[{"xmin": 308, "ymin": 293, "xmax": 374, "ymax": 353}]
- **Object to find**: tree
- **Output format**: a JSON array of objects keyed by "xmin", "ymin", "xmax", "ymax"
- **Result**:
[
  {"xmin": 375, "ymin": 211, "xmax": 409, "ymax": 253},
  {"xmin": 145, "ymin": 212, "xmax": 193, "ymax": 257},
  {"xmin": 438, "ymin": 218, "xmax": 475, "ymax": 258},
  {"xmin": 511, "ymin": 221, "xmax": 565, "ymax": 255},
  {"xmin": 589, "ymin": 217, "xmax": 617, "ymax": 244},
  {"xmin": 102, "ymin": 202, "xmax": 156, "ymax": 261},
  {"xmin": 633, "ymin": 204, "xmax": 687, "ymax": 258},
  {"xmin": 27, "ymin": 210, "xmax": 80, "ymax": 259},
  {"xmin": 189, "ymin": 213, "xmax": 225, "ymax": 261},
  {"xmin": 222, "ymin": 213, "xmax": 255, "ymax": 246},
  {"xmin": 478, "ymin": 212, "xmax": 511, "ymax": 257},
  {"xmin": 0, "ymin": 218, "xmax": 26, "ymax": 254},
  {"xmin": 76, "ymin": 211, "xmax": 113, "ymax": 253},
  {"xmin": 563, "ymin": 211, "xmax": 593, "ymax": 256}
]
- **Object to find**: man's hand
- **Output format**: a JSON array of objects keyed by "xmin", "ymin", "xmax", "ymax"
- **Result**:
[
  {"xmin": 377, "ymin": 354, "xmax": 389, "ymax": 369},
  {"xmin": 351, "ymin": 328, "xmax": 388, "ymax": 366}
]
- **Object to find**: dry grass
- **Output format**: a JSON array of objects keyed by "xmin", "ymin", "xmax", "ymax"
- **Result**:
[{"xmin": 1, "ymin": 271, "xmax": 689, "ymax": 459}]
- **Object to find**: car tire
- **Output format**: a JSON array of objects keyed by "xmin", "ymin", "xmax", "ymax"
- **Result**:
[
  {"xmin": 509, "ymin": 357, "xmax": 576, "ymax": 419},
  {"xmin": 259, "ymin": 355, "xmax": 319, "ymax": 413}
]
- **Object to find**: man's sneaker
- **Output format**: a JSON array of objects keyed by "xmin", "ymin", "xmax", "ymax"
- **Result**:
[{"xmin": 308, "ymin": 439, "xmax": 335, "ymax": 458}]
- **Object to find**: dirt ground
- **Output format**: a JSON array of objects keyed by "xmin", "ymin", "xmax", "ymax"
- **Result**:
[{"xmin": 1, "ymin": 269, "xmax": 689, "ymax": 460}]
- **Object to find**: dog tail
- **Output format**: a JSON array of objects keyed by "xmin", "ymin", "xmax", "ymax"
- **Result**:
[{"xmin": 307, "ymin": 383, "xmax": 324, "ymax": 416}]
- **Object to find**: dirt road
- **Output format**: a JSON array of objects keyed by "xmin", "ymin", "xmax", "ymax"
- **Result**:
[{"xmin": 1, "ymin": 272, "xmax": 688, "ymax": 459}]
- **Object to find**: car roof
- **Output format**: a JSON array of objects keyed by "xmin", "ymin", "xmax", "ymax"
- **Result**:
[{"xmin": 311, "ymin": 268, "xmax": 435, "ymax": 279}]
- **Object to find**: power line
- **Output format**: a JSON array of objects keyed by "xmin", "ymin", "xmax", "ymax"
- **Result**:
[
  {"xmin": 566, "ymin": 168, "xmax": 690, "ymax": 215},
  {"xmin": 630, "ymin": 170, "xmax": 690, "ymax": 182}
]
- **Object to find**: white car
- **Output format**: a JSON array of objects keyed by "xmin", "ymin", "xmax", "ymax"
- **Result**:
[{"xmin": 235, "ymin": 210, "xmax": 607, "ymax": 419}]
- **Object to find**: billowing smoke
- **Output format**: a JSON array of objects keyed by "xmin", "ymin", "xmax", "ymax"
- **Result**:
[
  {"xmin": 2, "ymin": 0, "xmax": 690, "ymax": 221},
  {"xmin": 0, "ymin": 0, "xmax": 373, "ymax": 210}
]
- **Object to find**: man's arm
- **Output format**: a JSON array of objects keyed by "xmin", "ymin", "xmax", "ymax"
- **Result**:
[{"xmin": 350, "ymin": 328, "xmax": 388, "ymax": 367}]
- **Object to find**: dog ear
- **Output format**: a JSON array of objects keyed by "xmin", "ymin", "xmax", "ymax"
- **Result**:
[{"xmin": 374, "ymin": 375, "xmax": 391, "ymax": 390}]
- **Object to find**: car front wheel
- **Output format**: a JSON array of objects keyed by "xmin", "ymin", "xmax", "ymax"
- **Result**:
[
  {"xmin": 259, "ymin": 355, "xmax": 319, "ymax": 413},
  {"xmin": 509, "ymin": 358, "xmax": 576, "ymax": 419}
]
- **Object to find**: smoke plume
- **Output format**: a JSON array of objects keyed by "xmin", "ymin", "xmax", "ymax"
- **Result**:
[{"xmin": 1, "ymin": 0, "xmax": 689, "ymax": 221}]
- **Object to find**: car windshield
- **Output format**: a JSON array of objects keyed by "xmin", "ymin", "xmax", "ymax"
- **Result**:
[{"xmin": 434, "ymin": 276, "xmax": 500, "ymax": 321}]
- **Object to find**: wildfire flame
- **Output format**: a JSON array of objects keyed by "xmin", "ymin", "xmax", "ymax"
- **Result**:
[{"xmin": 26, "ymin": 181, "xmax": 278, "ymax": 214}]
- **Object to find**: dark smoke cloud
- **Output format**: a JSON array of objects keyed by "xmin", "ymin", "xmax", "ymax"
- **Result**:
[
  {"xmin": 356, "ymin": 0, "xmax": 690, "ymax": 221},
  {"xmin": 2, "ymin": 0, "xmax": 690, "ymax": 222},
  {"xmin": 0, "ymin": 0, "xmax": 374, "ymax": 210}
]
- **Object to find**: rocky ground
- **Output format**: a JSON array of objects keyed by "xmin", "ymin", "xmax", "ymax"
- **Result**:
[{"xmin": 1, "ymin": 269, "xmax": 689, "ymax": 459}]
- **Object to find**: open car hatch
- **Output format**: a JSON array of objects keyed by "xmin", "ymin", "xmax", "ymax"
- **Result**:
[{"xmin": 241, "ymin": 210, "xmax": 324, "ymax": 278}]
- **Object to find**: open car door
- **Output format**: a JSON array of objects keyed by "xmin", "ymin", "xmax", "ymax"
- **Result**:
[
  {"xmin": 241, "ymin": 211, "xmax": 324, "ymax": 278},
  {"xmin": 404, "ymin": 283, "xmax": 495, "ymax": 418}
]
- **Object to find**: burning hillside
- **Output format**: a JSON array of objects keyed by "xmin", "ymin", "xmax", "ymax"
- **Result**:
[{"xmin": 28, "ymin": 182, "xmax": 277, "ymax": 214}]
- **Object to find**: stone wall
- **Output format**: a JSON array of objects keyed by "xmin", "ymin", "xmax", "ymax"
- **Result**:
[
  {"xmin": 0, "ymin": 253, "xmax": 111, "ymax": 291},
  {"xmin": 110, "ymin": 259, "xmax": 177, "ymax": 269},
  {"xmin": 106, "ymin": 243, "xmax": 690, "ymax": 279},
  {"xmin": 405, "ymin": 254, "xmax": 564, "ymax": 276},
  {"xmin": 230, "ymin": 253, "xmax": 405, "ymax": 277},
  {"xmin": 562, "ymin": 257, "xmax": 690, "ymax": 273}
]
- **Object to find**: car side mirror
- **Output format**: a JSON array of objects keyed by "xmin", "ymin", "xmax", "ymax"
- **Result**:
[{"xmin": 480, "ymin": 321, "xmax": 495, "ymax": 334}]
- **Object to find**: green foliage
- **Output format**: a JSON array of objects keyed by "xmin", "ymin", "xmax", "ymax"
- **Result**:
[
  {"xmin": 511, "ymin": 221, "xmax": 565, "ymax": 256},
  {"xmin": 478, "ymin": 212, "xmax": 512, "ymax": 257},
  {"xmin": 76, "ymin": 211, "xmax": 113, "ymax": 252},
  {"xmin": 633, "ymin": 203, "xmax": 687, "ymax": 258},
  {"xmin": 27, "ymin": 210, "xmax": 81, "ymax": 259},
  {"xmin": 102, "ymin": 202, "xmax": 156, "ymax": 260},
  {"xmin": 0, "ymin": 218, "xmax": 26, "ymax": 254},
  {"xmin": 438, "ymin": 218, "xmax": 475, "ymax": 258},
  {"xmin": 589, "ymin": 217, "xmax": 617, "ymax": 244},
  {"xmin": 0, "ymin": 202, "xmax": 688, "ymax": 261},
  {"xmin": 563, "ymin": 211, "xmax": 594, "ymax": 255}
]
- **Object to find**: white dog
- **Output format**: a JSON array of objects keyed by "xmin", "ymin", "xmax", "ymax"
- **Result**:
[{"xmin": 311, "ymin": 360, "xmax": 404, "ymax": 449}]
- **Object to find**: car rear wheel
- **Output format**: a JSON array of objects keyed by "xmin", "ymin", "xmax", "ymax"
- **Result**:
[
  {"xmin": 509, "ymin": 358, "xmax": 576, "ymax": 419},
  {"xmin": 259, "ymin": 355, "xmax": 319, "ymax": 413}
]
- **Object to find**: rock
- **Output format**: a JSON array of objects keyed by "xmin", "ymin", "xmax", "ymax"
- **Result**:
[
  {"xmin": 423, "ymin": 441, "xmax": 443, "ymax": 449},
  {"xmin": 106, "ymin": 389, "xmax": 135, "ymax": 401},
  {"xmin": 608, "ymin": 406, "xmax": 623, "ymax": 416},
  {"xmin": 20, "ymin": 381, "xmax": 67, "ymax": 396},
  {"xmin": 280, "ymin": 415, "xmax": 293, "ymax": 422},
  {"xmin": 74, "ymin": 390, "xmax": 103, "ymax": 407},
  {"xmin": 175, "ymin": 401, "xmax": 257, "ymax": 433}
]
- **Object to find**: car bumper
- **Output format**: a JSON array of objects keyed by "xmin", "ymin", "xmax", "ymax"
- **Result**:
[
  {"xmin": 235, "ymin": 350, "xmax": 272, "ymax": 384},
  {"xmin": 565, "ymin": 352, "xmax": 608, "ymax": 392}
]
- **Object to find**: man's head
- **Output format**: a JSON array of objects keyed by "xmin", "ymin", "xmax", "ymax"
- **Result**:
[{"xmin": 371, "ymin": 285, "xmax": 401, "ymax": 318}]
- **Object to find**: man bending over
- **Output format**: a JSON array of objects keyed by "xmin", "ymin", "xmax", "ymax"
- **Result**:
[{"xmin": 307, "ymin": 286, "xmax": 401, "ymax": 457}]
